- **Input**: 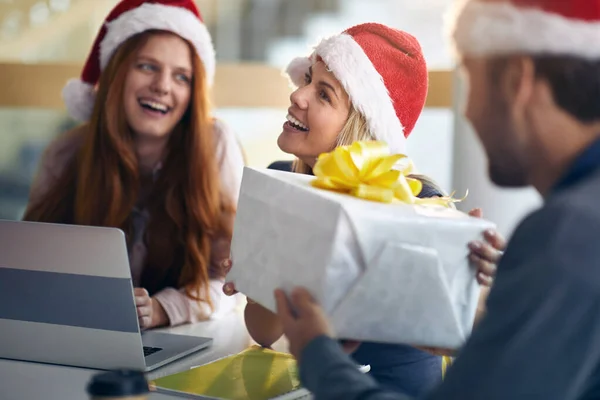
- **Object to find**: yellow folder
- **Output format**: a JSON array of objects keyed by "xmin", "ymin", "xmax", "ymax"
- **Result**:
[{"xmin": 151, "ymin": 346, "xmax": 310, "ymax": 400}]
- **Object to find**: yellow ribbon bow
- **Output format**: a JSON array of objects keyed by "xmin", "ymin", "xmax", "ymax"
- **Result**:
[{"xmin": 311, "ymin": 141, "xmax": 463, "ymax": 207}]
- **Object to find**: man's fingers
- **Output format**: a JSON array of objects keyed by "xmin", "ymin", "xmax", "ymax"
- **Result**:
[
  {"xmin": 468, "ymin": 208, "xmax": 483, "ymax": 218},
  {"xmin": 290, "ymin": 287, "xmax": 318, "ymax": 317},
  {"xmin": 134, "ymin": 288, "xmax": 148, "ymax": 297},
  {"xmin": 274, "ymin": 289, "xmax": 295, "ymax": 325}
]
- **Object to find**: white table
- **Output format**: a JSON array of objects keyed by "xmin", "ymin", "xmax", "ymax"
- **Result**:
[{"xmin": 0, "ymin": 310, "xmax": 251, "ymax": 400}]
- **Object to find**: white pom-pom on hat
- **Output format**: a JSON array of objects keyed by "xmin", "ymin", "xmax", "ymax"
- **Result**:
[{"xmin": 62, "ymin": 79, "xmax": 96, "ymax": 122}]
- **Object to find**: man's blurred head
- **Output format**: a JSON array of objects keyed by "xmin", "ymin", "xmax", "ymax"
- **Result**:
[{"xmin": 448, "ymin": 0, "xmax": 600, "ymax": 187}]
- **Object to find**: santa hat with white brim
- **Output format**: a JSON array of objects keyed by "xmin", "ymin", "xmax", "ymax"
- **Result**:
[
  {"xmin": 63, "ymin": 0, "xmax": 215, "ymax": 122},
  {"xmin": 284, "ymin": 23, "xmax": 429, "ymax": 155},
  {"xmin": 447, "ymin": 0, "xmax": 600, "ymax": 59}
]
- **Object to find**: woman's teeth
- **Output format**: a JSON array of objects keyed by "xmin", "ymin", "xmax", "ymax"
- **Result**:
[
  {"xmin": 286, "ymin": 114, "xmax": 309, "ymax": 131},
  {"xmin": 139, "ymin": 100, "xmax": 169, "ymax": 113}
]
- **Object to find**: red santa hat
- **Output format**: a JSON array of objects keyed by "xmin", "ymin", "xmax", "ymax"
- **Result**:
[
  {"xmin": 448, "ymin": 0, "xmax": 600, "ymax": 59},
  {"xmin": 63, "ymin": 0, "xmax": 215, "ymax": 122},
  {"xmin": 285, "ymin": 23, "xmax": 429, "ymax": 155}
]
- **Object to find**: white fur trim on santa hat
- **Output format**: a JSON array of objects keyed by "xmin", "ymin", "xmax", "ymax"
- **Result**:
[
  {"xmin": 285, "ymin": 56, "xmax": 312, "ymax": 87},
  {"xmin": 101, "ymin": 3, "xmax": 216, "ymax": 85},
  {"xmin": 448, "ymin": 0, "xmax": 600, "ymax": 59},
  {"xmin": 62, "ymin": 79, "xmax": 96, "ymax": 122},
  {"xmin": 314, "ymin": 33, "xmax": 406, "ymax": 154}
]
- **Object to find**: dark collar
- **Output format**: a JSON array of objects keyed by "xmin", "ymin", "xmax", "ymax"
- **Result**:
[{"xmin": 553, "ymin": 138, "xmax": 600, "ymax": 193}]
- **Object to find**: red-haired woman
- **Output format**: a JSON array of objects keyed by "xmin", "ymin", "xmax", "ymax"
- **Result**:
[{"xmin": 24, "ymin": 0, "xmax": 244, "ymax": 330}]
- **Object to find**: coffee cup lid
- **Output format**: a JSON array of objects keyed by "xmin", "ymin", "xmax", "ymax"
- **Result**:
[{"xmin": 87, "ymin": 369, "xmax": 149, "ymax": 396}]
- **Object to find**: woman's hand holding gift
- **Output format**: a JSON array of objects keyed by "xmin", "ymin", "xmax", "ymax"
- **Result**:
[{"xmin": 468, "ymin": 208, "xmax": 506, "ymax": 286}]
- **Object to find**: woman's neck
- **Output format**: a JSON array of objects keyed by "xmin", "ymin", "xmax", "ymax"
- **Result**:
[
  {"xmin": 134, "ymin": 135, "xmax": 169, "ymax": 176},
  {"xmin": 299, "ymin": 156, "xmax": 317, "ymax": 169}
]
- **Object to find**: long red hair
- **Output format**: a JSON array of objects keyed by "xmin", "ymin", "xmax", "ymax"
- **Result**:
[{"xmin": 24, "ymin": 31, "xmax": 233, "ymax": 307}]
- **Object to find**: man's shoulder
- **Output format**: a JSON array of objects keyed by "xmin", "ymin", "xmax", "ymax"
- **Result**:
[
  {"xmin": 520, "ymin": 170, "xmax": 600, "ymax": 231},
  {"xmin": 505, "ymin": 173, "xmax": 600, "ymax": 284},
  {"xmin": 513, "ymin": 199, "xmax": 600, "ymax": 251},
  {"xmin": 552, "ymin": 169, "xmax": 600, "ymax": 214}
]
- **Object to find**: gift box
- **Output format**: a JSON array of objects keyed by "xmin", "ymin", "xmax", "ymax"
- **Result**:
[{"xmin": 228, "ymin": 143, "xmax": 495, "ymax": 349}]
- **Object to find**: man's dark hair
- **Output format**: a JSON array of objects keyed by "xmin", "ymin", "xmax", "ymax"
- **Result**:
[
  {"xmin": 533, "ymin": 56, "xmax": 600, "ymax": 123},
  {"xmin": 491, "ymin": 56, "xmax": 600, "ymax": 123}
]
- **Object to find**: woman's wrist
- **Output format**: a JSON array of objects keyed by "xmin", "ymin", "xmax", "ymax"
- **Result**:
[{"xmin": 151, "ymin": 297, "xmax": 170, "ymax": 328}]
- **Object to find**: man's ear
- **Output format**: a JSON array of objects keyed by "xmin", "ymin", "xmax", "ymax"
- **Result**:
[{"xmin": 502, "ymin": 56, "xmax": 535, "ymax": 114}]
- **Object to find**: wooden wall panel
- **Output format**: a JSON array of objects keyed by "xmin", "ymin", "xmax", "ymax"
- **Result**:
[{"xmin": 0, "ymin": 63, "xmax": 453, "ymax": 109}]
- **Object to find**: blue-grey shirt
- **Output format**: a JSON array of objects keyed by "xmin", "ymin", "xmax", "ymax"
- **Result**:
[{"xmin": 299, "ymin": 138, "xmax": 600, "ymax": 400}]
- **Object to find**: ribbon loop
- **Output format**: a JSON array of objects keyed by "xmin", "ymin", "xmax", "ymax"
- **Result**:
[{"xmin": 311, "ymin": 141, "xmax": 464, "ymax": 207}]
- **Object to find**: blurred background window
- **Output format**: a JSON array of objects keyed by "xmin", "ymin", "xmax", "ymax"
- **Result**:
[{"xmin": 0, "ymin": 0, "xmax": 541, "ymax": 237}]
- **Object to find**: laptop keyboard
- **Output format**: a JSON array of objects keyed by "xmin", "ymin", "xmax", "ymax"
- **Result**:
[{"xmin": 143, "ymin": 346, "xmax": 163, "ymax": 357}]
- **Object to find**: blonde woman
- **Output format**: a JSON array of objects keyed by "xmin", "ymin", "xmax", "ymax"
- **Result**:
[{"xmin": 224, "ymin": 23, "xmax": 504, "ymax": 396}]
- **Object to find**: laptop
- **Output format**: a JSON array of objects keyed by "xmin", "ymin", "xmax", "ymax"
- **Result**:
[{"xmin": 0, "ymin": 219, "xmax": 212, "ymax": 372}]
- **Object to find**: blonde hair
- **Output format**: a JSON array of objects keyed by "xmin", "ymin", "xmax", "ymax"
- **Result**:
[{"xmin": 292, "ymin": 107, "xmax": 451, "ymax": 202}]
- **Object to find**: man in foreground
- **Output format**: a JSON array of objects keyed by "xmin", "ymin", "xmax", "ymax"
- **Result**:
[{"xmin": 275, "ymin": 0, "xmax": 600, "ymax": 398}]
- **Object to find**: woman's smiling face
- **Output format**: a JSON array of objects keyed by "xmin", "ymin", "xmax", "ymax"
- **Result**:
[
  {"xmin": 123, "ymin": 32, "xmax": 193, "ymax": 140},
  {"xmin": 277, "ymin": 60, "xmax": 351, "ymax": 166}
]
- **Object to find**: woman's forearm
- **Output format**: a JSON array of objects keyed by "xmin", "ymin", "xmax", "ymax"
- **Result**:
[{"xmin": 244, "ymin": 302, "xmax": 284, "ymax": 347}]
